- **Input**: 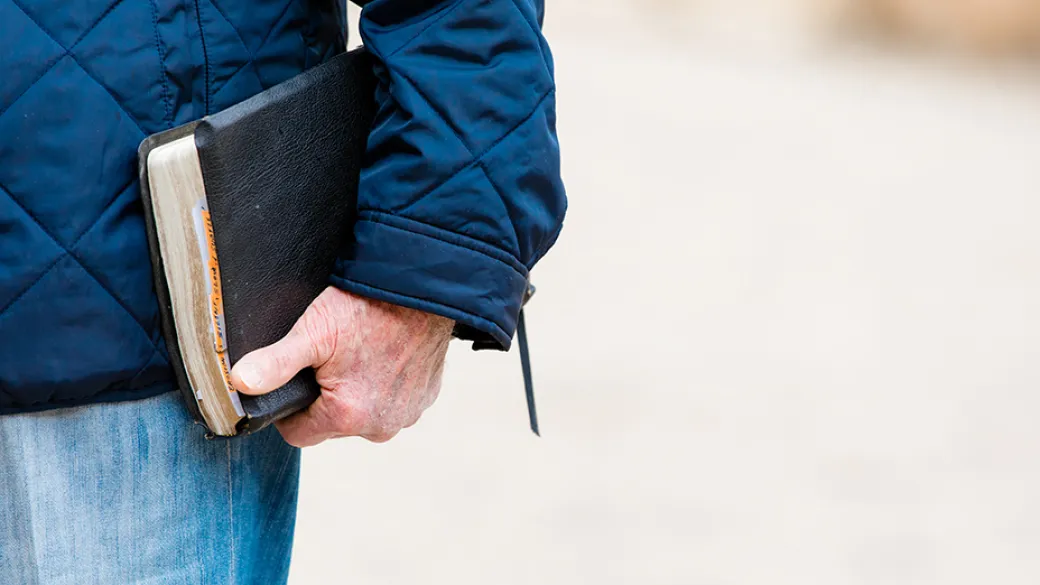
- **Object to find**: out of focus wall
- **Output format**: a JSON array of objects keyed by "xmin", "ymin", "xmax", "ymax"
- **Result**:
[
  {"xmin": 292, "ymin": 3, "xmax": 1040, "ymax": 585},
  {"xmin": 616, "ymin": 0, "xmax": 1040, "ymax": 56},
  {"xmin": 847, "ymin": 0, "xmax": 1040, "ymax": 54}
]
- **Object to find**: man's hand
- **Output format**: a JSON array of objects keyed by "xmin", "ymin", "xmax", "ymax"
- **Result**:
[{"xmin": 229, "ymin": 287, "xmax": 454, "ymax": 447}]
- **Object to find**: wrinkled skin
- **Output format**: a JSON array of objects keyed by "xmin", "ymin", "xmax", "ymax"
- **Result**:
[{"xmin": 229, "ymin": 286, "xmax": 454, "ymax": 447}]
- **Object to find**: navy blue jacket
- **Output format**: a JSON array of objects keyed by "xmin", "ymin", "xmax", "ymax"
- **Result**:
[{"xmin": 0, "ymin": 0, "xmax": 565, "ymax": 413}]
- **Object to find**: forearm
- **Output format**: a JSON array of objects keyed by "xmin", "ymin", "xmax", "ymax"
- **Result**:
[{"xmin": 332, "ymin": 0, "xmax": 566, "ymax": 349}]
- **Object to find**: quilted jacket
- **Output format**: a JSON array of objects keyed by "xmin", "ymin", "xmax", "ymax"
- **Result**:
[{"xmin": 0, "ymin": 0, "xmax": 565, "ymax": 414}]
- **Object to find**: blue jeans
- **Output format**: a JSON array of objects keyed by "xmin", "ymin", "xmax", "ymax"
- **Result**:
[{"xmin": 0, "ymin": 391, "xmax": 300, "ymax": 584}]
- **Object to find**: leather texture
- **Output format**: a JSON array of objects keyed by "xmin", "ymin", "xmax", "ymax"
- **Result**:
[{"xmin": 196, "ymin": 49, "xmax": 376, "ymax": 434}]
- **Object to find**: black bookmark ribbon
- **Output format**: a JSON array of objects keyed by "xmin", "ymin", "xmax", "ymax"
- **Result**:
[
  {"xmin": 518, "ymin": 283, "xmax": 538, "ymax": 436},
  {"xmin": 517, "ymin": 308, "xmax": 538, "ymax": 436},
  {"xmin": 463, "ymin": 284, "xmax": 540, "ymax": 435}
]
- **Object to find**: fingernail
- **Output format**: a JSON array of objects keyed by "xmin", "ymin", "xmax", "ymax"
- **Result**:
[{"xmin": 236, "ymin": 362, "xmax": 264, "ymax": 390}]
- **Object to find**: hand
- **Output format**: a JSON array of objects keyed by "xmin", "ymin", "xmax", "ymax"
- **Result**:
[{"xmin": 229, "ymin": 287, "xmax": 454, "ymax": 447}]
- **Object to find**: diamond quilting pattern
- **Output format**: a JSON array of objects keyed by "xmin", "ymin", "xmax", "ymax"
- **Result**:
[
  {"xmin": 206, "ymin": 0, "xmax": 269, "ymax": 56},
  {"xmin": 0, "ymin": 0, "xmax": 164, "ymax": 402},
  {"xmin": 0, "ymin": 187, "xmax": 65, "ymax": 312},
  {"xmin": 203, "ymin": 0, "xmax": 304, "ymax": 109},
  {"xmin": 71, "ymin": 182, "xmax": 160, "ymax": 334},
  {"xmin": 0, "ymin": 255, "xmax": 159, "ymax": 405},
  {"xmin": 0, "ymin": 56, "xmax": 143, "ymax": 248},
  {"xmin": 10, "ymin": 0, "xmax": 128, "ymax": 51},
  {"xmin": 0, "ymin": 1, "xmax": 65, "ymax": 109},
  {"xmin": 69, "ymin": 0, "xmax": 171, "ymax": 134},
  {"xmin": 0, "ymin": 0, "xmax": 331, "ymax": 407}
]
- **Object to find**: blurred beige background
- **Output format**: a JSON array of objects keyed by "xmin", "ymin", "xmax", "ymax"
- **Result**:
[{"xmin": 290, "ymin": 2, "xmax": 1040, "ymax": 583}]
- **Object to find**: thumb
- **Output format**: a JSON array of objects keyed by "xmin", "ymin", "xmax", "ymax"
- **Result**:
[{"xmin": 231, "ymin": 324, "xmax": 317, "ymax": 396}]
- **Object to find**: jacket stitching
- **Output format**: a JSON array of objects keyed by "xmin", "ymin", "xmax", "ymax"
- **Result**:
[
  {"xmin": 2, "ymin": 0, "xmax": 131, "ymax": 124},
  {"xmin": 205, "ymin": 0, "xmax": 253, "ymax": 60},
  {"xmin": 1, "ymin": 8, "xmax": 152, "ymax": 137},
  {"xmin": 10, "ymin": 0, "xmax": 129, "ymax": 50},
  {"xmin": 148, "ymin": 0, "xmax": 172, "ymax": 127},
  {"xmin": 254, "ymin": 0, "xmax": 297, "ymax": 55},
  {"xmin": 528, "ymin": 220, "xmax": 563, "ymax": 268},
  {"xmin": 65, "ymin": 53, "xmax": 150, "ymax": 136},
  {"xmin": 213, "ymin": 0, "xmax": 296, "ymax": 92},
  {"xmin": 395, "ymin": 70, "xmax": 473, "ymax": 157},
  {"xmin": 0, "ymin": 177, "xmax": 130, "ymax": 258},
  {"xmin": 0, "ymin": 3, "xmax": 160, "ymax": 361},
  {"xmin": 0, "ymin": 250, "xmax": 162, "ymax": 356},
  {"xmin": 375, "ymin": 87, "xmax": 553, "ymax": 258},
  {"xmin": 193, "ymin": 0, "xmax": 211, "ymax": 113},
  {"xmin": 475, "ymin": 159, "xmax": 523, "ymax": 257},
  {"xmin": 390, "ymin": 69, "xmax": 528, "ymax": 251},
  {"xmin": 0, "ymin": 379, "xmax": 173, "ymax": 411},
  {"xmin": 0, "ymin": 52, "xmax": 64, "ymax": 122},
  {"xmin": 357, "ymin": 211, "xmax": 530, "ymax": 276},
  {"xmin": 204, "ymin": 0, "xmax": 264, "ymax": 100},
  {"xmin": 330, "ymin": 276, "xmax": 512, "ymax": 343},
  {"xmin": 69, "ymin": 250, "xmax": 157, "ymax": 348},
  {"xmin": 356, "ymin": 0, "xmax": 454, "ymax": 36},
  {"xmin": 506, "ymin": 0, "xmax": 554, "ymax": 80},
  {"xmin": 210, "ymin": 58, "xmax": 263, "ymax": 103},
  {"xmin": 125, "ymin": 347, "xmax": 162, "ymax": 387},
  {"xmin": 380, "ymin": 0, "xmax": 467, "ymax": 59},
  {"xmin": 0, "ymin": 181, "xmax": 161, "ymax": 354},
  {"xmin": 209, "ymin": 60, "xmax": 260, "ymax": 102},
  {"xmin": 0, "ymin": 252, "xmax": 66, "ymax": 317}
]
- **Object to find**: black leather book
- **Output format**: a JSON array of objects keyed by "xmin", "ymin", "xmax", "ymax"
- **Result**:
[{"xmin": 138, "ymin": 49, "xmax": 376, "ymax": 437}]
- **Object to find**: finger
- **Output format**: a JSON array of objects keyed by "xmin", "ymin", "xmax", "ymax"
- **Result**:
[
  {"xmin": 274, "ymin": 398, "xmax": 335, "ymax": 448},
  {"xmin": 231, "ymin": 326, "xmax": 316, "ymax": 396},
  {"xmin": 361, "ymin": 428, "xmax": 399, "ymax": 443},
  {"xmin": 275, "ymin": 392, "xmax": 365, "ymax": 447}
]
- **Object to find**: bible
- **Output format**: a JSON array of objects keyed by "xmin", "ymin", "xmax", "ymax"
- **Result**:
[{"xmin": 137, "ymin": 49, "xmax": 376, "ymax": 437}]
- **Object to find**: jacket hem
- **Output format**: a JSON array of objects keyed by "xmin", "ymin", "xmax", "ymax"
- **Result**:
[
  {"xmin": 331, "ymin": 216, "xmax": 528, "ymax": 350},
  {"xmin": 0, "ymin": 380, "xmax": 176, "ymax": 416}
]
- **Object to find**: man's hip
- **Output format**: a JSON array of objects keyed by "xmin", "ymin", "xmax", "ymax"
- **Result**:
[{"xmin": 0, "ymin": 390, "xmax": 300, "ymax": 585}]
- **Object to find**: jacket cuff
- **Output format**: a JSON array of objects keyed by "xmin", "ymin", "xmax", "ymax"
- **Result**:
[{"xmin": 330, "ymin": 212, "xmax": 529, "ymax": 350}]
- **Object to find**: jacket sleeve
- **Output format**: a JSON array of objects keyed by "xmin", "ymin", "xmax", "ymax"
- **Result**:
[{"xmin": 329, "ymin": 0, "xmax": 566, "ymax": 350}]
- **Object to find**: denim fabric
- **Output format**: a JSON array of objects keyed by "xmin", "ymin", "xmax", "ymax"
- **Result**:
[{"xmin": 0, "ymin": 392, "xmax": 300, "ymax": 585}]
